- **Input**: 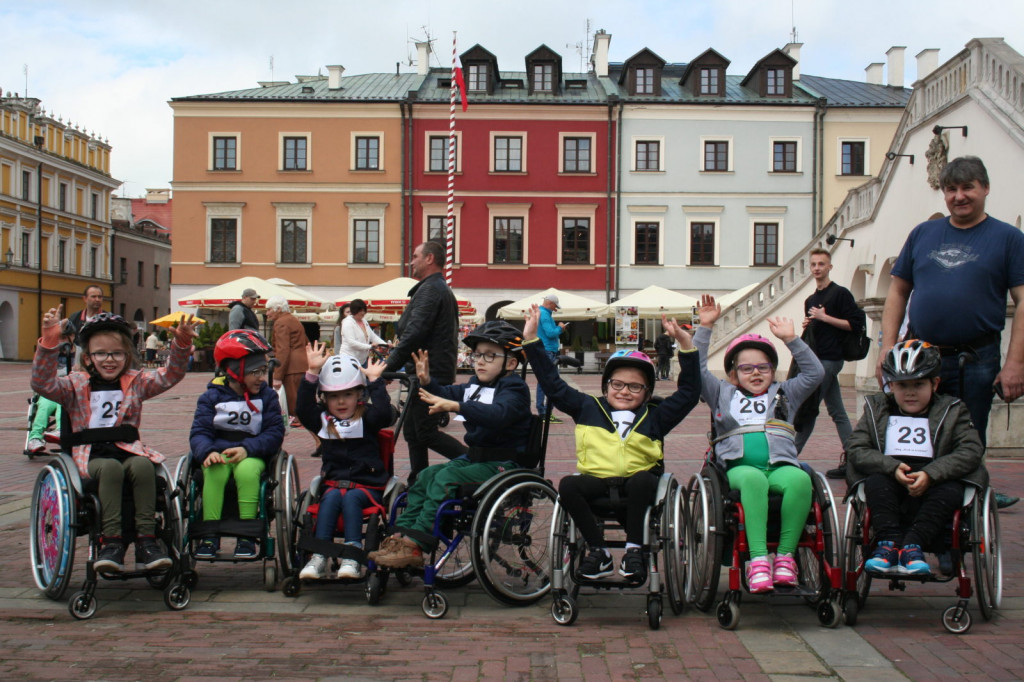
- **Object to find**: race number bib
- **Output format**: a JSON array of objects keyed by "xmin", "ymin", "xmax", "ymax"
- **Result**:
[
  {"xmin": 454, "ymin": 385, "xmax": 495, "ymax": 422},
  {"xmin": 88, "ymin": 389, "xmax": 124, "ymax": 429},
  {"xmin": 212, "ymin": 399, "xmax": 264, "ymax": 435},
  {"xmin": 884, "ymin": 416, "xmax": 934, "ymax": 459},
  {"xmin": 610, "ymin": 410, "xmax": 637, "ymax": 439},
  {"xmin": 319, "ymin": 414, "xmax": 365, "ymax": 440},
  {"xmin": 729, "ymin": 393, "xmax": 770, "ymax": 426}
]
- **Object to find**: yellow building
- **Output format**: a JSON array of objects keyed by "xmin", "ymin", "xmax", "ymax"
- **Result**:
[{"xmin": 0, "ymin": 95, "xmax": 119, "ymax": 360}]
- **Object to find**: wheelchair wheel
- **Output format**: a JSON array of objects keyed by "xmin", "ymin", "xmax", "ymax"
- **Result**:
[
  {"xmin": 647, "ymin": 596, "xmax": 663, "ymax": 630},
  {"xmin": 548, "ymin": 503, "xmax": 581, "ymax": 602},
  {"xmin": 30, "ymin": 460, "xmax": 78, "ymax": 601},
  {"xmin": 687, "ymin": 471, "xmax": 722, "ymax": 612},
  {"xmin": 273, "ymin": 452, "xmax": 300, "ymax": 577},
  {"xmin": 842, "ymin": 495, "xmax": 872, "ymax": 611},
  {"xmin": 366, "ymin": 572, "xmax": 388, "ymax": 605},
  {"xmin": 471, "ymin": 475, "xmax": 557, "ymax": 606},
  {"xmin": 422, "ymin": 591, "xmax": 449, "ymax": 619},
  {"xmin": 164, "ymin": 582, "xmax": 191, "ymax": 611},
  {"xmin": 798, "ymin": 472, "xmax": 838, "ymax": 606},
  {"xmin": 942, "ymin": 604, "xmax": 972, "ymax": 634},
  {"xmin": 551, "ymin": 592, "xmax": 578, "ymax": 626},
  {"xmin": 433, "ymin": 536, "xmax": 475, "ymax": 589},
  {"xmin": 971, "ymin": 487, "xmax": 1002, "ymax": 620},
  {"xmin": 68, "ymin": 591, "xmax": 97, "ymax": 620},
  {"xmin": 661, "ymin": 479, "xmax": 688, "ymax": 615}
]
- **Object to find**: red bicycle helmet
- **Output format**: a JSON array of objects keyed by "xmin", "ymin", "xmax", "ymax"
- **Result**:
[
  {"xmin": 723, "ymin": 333, "xmax": 778, "ymax": 373},
  {"xmin": 214, "ymin": 329, "xmax": 272, "ymax": 383}
]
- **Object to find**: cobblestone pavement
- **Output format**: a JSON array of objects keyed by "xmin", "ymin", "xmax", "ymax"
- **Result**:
[{"xmin": 1, "ymin": 362, "xmax": 1021, "ymax": 680}]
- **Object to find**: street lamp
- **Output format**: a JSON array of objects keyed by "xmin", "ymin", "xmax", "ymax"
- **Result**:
[
  {"xmin": 0, "ymin": 247, "xmax": 13, "ymax": 269},
  {"xmin": 825, "ymin": 234, "xmax": 855, "ymax": 248},
  {"xmin": 933, "ymin": 124, "xmax": 968, "ymax": 138},
  {"xmin": 885, "ymin": 151, "xmax": 915, "ymax": 164}
]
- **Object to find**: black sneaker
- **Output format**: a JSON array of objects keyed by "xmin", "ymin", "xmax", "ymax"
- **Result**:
[
  {"xmin": 136, "ymin": 537, "xmax": 172, "ymax": 571},
  {"xmin": 234, "ymin": 539, "xmax": 258, "ymax": 559},
  {"xmin": 995, "ymin": 492, "xmax": 1020, "ymax": 509},
  {"xmin": 825, "ymin": 463, "xmax": 846, "ymax": 480},
  {"xmin": 578, "ymin": 548, "xmax": 614, "ymax": 579},
  {"xmin": 194, "ymin": 538, "xmax": 219, "ymax": 560},
  {"xmin": 94, "ymin": 539, "xmax": 126, "ymax": 574},
  {"xmin": 619, "ymin": 548, "xmax": 646, "ymax": 582}
]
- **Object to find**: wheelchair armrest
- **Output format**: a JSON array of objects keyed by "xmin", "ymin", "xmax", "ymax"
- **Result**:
[{"xmin": 308, "ymin": 475, "xmax": 323, "ymax": 500}]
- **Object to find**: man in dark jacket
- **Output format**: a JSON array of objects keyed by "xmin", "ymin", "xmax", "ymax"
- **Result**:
[
  {"xmin": 385, "ymin": 241, "xmax": 466, "ymax": 478},
  {"xmin": 654, "ymin": 331, "xmax": 674, "ymax": 380},
  {"xmin": 228, "ymin": 288, "xmax": 260, "ymax": 331}
]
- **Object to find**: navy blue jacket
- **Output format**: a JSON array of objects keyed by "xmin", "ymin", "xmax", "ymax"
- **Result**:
[
  {"xmin": 296, "ymin": 376, "xmax": 393, "ymax": 487},
  {"xmin": 423, "ymin": 372, "xmax": 532, "ymax": 452},
  {"xmin": 189, "ymin": 378, "xmax": 285, "ymax": 465}
]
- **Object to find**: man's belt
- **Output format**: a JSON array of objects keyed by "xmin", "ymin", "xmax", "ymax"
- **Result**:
[{"xmin": 934, "ymin": 332, "xmax": 1000, "ymax": 357}]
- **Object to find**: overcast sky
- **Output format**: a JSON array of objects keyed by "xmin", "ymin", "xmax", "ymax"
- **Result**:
[{"xmin": 3, "ymin": 0, "xmax": 1019, "ymax": 195}]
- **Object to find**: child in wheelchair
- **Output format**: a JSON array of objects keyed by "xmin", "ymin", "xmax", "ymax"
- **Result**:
[
  {"xmin": 681, "ymin": 294, "xmax": 823, "ymax": 593},
  {"xmin": 188, "ymin": 330, "xmax": 285, "ymax": 559},
  {"xmin": 370, "ymin": 321, "xmax": 533, "ymax": 569},
  {"xmin": 847, "ymin": 340, "xmax": 986, "ymax": 576},
  {"xmin": 31, "ymin": 305, "xmax": 197, "ymax": 574},
  {"xmin": 297, "ymin": 343, "xmax": 392, "ymax": 580},
  {"xmin": 524, "ymin": 304, "xmax": 700, "ymax": 584},
  {"xmin": 26, "ymin": 327, "xmax": 76, "ymax": 456}
]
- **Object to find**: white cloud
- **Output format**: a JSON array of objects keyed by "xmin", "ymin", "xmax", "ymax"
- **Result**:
[{"xmin": 4, "ymin": 0, "xmax": 1020, "ymax": 192}]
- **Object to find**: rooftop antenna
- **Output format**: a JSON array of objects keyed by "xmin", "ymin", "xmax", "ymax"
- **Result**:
[
  {"xmin": 790, "ymin": 0, "xmax": 799, "ymax": 43},
  {"xmin": 566, "ymin": 19, "xmax": 592, "ymax": 72},
  {"xmin": 269, "ymin": 55, "xmax": 274, "ymax": 82},
  {"xmin": 23, "ymin": 64, "xmax": 28, "ymax": 98}
]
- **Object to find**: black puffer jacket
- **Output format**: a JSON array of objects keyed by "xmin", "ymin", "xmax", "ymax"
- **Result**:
[{"xmin": 385, "ymin": 272, "xmax": 459, "ymax": 384}]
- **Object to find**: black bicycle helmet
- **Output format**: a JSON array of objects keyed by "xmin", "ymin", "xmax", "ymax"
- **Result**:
[
  {"xmin": 602, "ymin": 349, "xmax": 656, "ymax": 394},
  {"xmin": 882, "ymin": 339, "xmax": 941, "ymax": 383},
  {"xmin": 78, "ymin": 313, "xmax": 136, "ymax": 348},
  {"xmin": 462, "ymin": 321, "xmax": 525, "ymax": 361}
]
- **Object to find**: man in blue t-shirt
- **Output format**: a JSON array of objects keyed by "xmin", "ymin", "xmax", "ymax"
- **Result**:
[
  {"xmin": 535, "ymin": 294, "xmax": 567, "ymax": 423},
  {"xmin": 880, "ymin": 156, "xmax": 1024, "ymax": 508}
]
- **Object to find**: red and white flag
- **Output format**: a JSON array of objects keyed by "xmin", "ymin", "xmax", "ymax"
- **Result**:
[{"xmin": 453, "ymin": 53, "xmax": 468, "ymax": 112}]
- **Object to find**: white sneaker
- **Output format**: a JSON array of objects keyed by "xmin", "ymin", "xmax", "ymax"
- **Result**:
[
  {"xmin": 299, "ymin": 554, "xmax": 327, "ymax": 580},
  {"xmin": 337, "ymin": 558, "xmax": 365, "ymax": 579},
  {"xmin": 27, "ymin": 438, "xmax": 46, "ymax": 453}
]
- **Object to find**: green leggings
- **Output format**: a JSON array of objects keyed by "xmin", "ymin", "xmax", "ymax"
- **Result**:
[
  {"xmin": 30, "ymin": 396, "xmax": 61, "ymax": 440},
  {"xmin": 726, "ymin": 464, "xmax": 812, "ymax": 557},
  {"xmin": 202, "ymin": 458, "xmax": 265, "ymax": 521}
]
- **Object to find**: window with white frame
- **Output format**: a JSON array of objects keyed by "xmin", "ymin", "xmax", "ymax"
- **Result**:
[
  {"xmin": 204, "ymin": 202, "xmax": 244, "ymax": 264},
  {"xmin": 468, "ymin": 64, "xmax": 488, "ymax": 91},
  {"xmin": 561, "ymin": 136, "xmax": 592, "ymax": 173},
  {"xmin": 753, "ymin": 222, "xmax": 779, "ymax": 266},
  {"xmin": 275, "ymin": 202, "xmax": 314, "ymax": 265},
  {"xmin": 346, "ymin": 203, "xmax": 386, "ymax": 265},
  {"xmin": 212, "ymin": 136, "xmax": 238, "ymax": 170},
  {"xmin": 493, "ymin": 217, "xmax": 524, "ymax": 263},
  {"xmin": 840, "ymin": 140, "xmax": 867, "ymax": 175},
  {"xmin": 58, "ymin": 182, "xmax": 67, "ymax": 211},
  {"xmin": 766, "ymin": 68, "xmax": 787, "ymax": 95},
  {"xmin": 772, "ymin": 140, "xmax": 798, "ymax": 172},
  {"xmin": 493, "ymin": 135, "xmax": 524, "ymax": 172},
  {"xmin": 634, "ymin": 140, "xmax": 661, "ymax": 172},
  {"xmin": 690, "ymin": 222, "xmax": 716, "ymax": 265},
  {"xmin": 561, "ymin": 217, "xmax": 590, "ymax": 264},
  {"xmin": 634, "ymin": 67, "xmax": 655, "ymax": 94},
  {"xmin": 532, "ymin": 63, "xmax": 554, "ymax": 92},
  {"xmin": 354, "ymin": 135, "xmax": 381, "ymax": 170},
  {"xmin": 428, "ymin": 134, "xmax": 460, "ymax": 172},
  {"xmin": 57, "ymin": 239, "xmax": 67, "ymax": 273},
  {"xmin": 428, "ymin": 215, "xmax": 454, "ymax": 244},
  {"xmin": 281, "ymin": 135, "xmax": 310, "ymax": 170},
  {"xmin": 634, "ymin": 222, "xmax": 660, "ymax": 265},
  {"xmin": 422, "ymin": 201, "xmax": 462, "ymax": 263},
  {"xmin": 21, "ymin": 170, "xmax": 31, "ymax": 201},
  {"xmin": 703, "ymin": 140, "xmax": 729, "ymax": 172}
]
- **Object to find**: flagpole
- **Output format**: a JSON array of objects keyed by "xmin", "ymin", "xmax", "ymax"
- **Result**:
[{"xmin": 445, "ymin": 31, "xmax": 458, "ymax": 287}]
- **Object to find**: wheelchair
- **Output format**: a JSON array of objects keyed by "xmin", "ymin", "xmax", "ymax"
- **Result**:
[
  {"xmin": 279, "ymin": 373, "xmax": 411, "ymax": 602},
  {"xmin": 686, "ymin": 460, "xmax": 843, "ymax": 630},
  {"xmin": 29, "ymin": 452, "xmax": 189, "ymax": 619},
  {"xmin": 383, "ymin": 410, "xmax": 558, "ymax": 619},
  {"xmin": 548, "ymin": 470, "xmax": 688, "ymax": 630},
  {"xmin": 174, "ymin": 449, "xmax": 298, "ymax": 592},
  {"xmin": 23, "ymin": 393, "xmax": 62, "ymax": 459},
  {"xmin": 840, "ymin": 479, "xmax": 1002, "ymax": 634}
]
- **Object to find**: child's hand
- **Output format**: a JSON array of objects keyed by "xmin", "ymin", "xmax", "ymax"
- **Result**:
[
  {"xmin": 362, "ymin": 358, "xmax": 386, "ymax": 382},
  {"xmin": 766, "ymin": 316, "xmax": 796, "ymax": 343},
  {"xmin": 412, "ymin": 349, "xmax": 430, "ymax": 385},
  {"xmin": 221, "ymin": 446, "xmax": 247, "ymax": 465},
  {"xmin": 697, "ymin": 294, "xmax": 721, "ymax": 327},
  {"xmin": 41, "ymin": 305, "xmax": 65, "ymax": 345},
  {"xmin": 523, "ymin": 304, "xmax": 540, "ymax": 340},
  {"xmin": 203, "ymin": 452, "xmax": 225, "ymax": 467},
  {"xmin": 906, "ymin": 470, "xmax": 931, "ymax": 497},
  {"xmin": 894, "ymin": 462, "xmax": 914, "ymax": 487},
  {"xmin": 662, "ymin": 314, "xmax": 693, "ymax": 349},
  {"xmin": 305, "ymin": 341, "xmax": 328, "ymax": 372},
  {"xmin": 419, "ymin": 388, "xmax": 458, "ymax": 415},
  {"xmin": 173, "ymin": 314, "xmax": 199, "ymax": 346}
]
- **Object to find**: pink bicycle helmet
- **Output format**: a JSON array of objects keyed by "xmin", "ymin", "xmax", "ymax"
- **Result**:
[
  {"xmin": 723, "ymin": 334, "xmax": 778, "ymax": 373},
  {"xmin": 602, "ymin": 349, "xmax": 656, "ymax": 393}
]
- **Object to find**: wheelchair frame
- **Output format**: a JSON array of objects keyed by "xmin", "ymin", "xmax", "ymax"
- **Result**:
[
  {"xmin": 29, "ymin": 453, "xmax": 189, "ymax": 619},
  {"xmin": 547, "ymin": 472, "xmax": 688, "ymax": 630},
  {"xmin": 840, "ymin": 479, "xmax": 1002, "ymax": 633}
]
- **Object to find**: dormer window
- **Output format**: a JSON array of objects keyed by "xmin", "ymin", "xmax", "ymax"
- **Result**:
[
  {"xmin": 620, "ymin": 48, "xmax": 665, "ymax": 96},
  {"xmin": 741, "ymin": 49, "xmax": 794, "ymax": 97},
  {"xmin": 699, "ymin": 67, "xmax": 721, "ymax": 95},
  {"xmin": 766, "ymin": 68, "xmax": 786, "ymax": 95},
  {"xmin": 468, "ymin": 64, "xmax": 488, "ymax": 91},
  {"xmin": 533, "ymin": 64, "xmax": 553, "ymax": 92},
  {"xmin": 635, "ymin": 67, "xmax": 656, "ymax": 94},
  {"xmin": 526, "ymin": 45, "xmax": 562, "ymax": 95}
]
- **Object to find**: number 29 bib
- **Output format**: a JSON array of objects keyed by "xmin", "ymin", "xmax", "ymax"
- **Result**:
[
  {"xmin": 212, "ymin": 399, "xmax": 264, "ymax": 435},
  {"xmin": 884, "ymin": 416, "xmax": 934, "ymax": 459}
]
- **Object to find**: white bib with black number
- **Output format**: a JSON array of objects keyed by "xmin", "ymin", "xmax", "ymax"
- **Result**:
[
  {"xmin": 610, "ymin": 410, "xmax": 637, "ymax": 439},
  {"xmin": 885, "ymin": 416, "xmax": 934, "ymax": 459},
  {"xmin": 730, "ymin": 393, "xmax": 770, "ymax": 426},
  {"xmin": 319, "ymin": 414, "xmax": 365, "ymax": 440},
  {"xmin": 89, "ymin": 389, "xmax": 124, "ymax": 429},
  {"xmin": 454, "ymin": 385, "xmax": 495, "ymax": 422},
  {"xmin": 212, "ymin": 399, "xmax": 264, "ymax": 435}
]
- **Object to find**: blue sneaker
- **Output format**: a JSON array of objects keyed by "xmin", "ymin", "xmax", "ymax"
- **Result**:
[
  {"xmin": 234, "ymin": 538, "xmax": 258, "ymax": 559},
  {"xmin": 195, "ymin": 538, "xmax": 219, "ymax": 560},
  {"xmin": 899, "ymin": 544, "xmax": 931, "ymax": 575},
  {"xmin": 864, "ymin": 540, "xmax": 899, "ymax": 574}
]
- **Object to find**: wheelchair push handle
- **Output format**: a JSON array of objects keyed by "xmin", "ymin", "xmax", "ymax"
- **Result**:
[{"xmin": 381, "ymin": 371, "xmax": 419, "ymax": 435}]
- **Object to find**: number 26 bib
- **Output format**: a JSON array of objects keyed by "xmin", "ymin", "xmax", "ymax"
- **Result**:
[{"xmin": 729, "ymin": 393, "xmax": 770, "ymax": 426}]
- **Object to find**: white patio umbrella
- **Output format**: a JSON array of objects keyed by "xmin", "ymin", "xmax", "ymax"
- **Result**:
[
  {"xmin": 497, "ymin": 288, "xmax": 609, "ymax": 321},
  {"xmin": 602, "ymin": 285, "xmax": 698, "ymax": 319},
  {"xmin": 178, "ymin": 276, "xmax": 329, "ymax": 311}
]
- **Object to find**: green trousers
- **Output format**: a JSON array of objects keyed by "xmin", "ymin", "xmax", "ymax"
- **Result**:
[{"xmin": 726, "ymin": 464, "xmax": 812, "ymax": 557}]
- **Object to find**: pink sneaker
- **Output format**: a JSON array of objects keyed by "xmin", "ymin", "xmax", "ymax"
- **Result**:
[
  {"xmin": 773, "ymin": 553, "xmax": 798, "ymax": 587},
  {"xmin": 746, "ymin": 557, "xmax": 773, "ymax": 593}
]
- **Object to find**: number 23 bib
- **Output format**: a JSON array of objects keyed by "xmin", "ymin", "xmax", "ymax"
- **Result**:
[{"xmin": 884, "ymin": 416, "xmax": 934, "ymax": 459}]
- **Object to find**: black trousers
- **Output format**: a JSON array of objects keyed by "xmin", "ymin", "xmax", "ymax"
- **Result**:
[
  {"xmin": 558, "ymin": 470, "xmax": 659, "ymax": 547},
  {"xmin": 404, "ymin": 388, "xmax": 467, "ymax": 479},
  {"xmin": 863, "ymin": 472, "xmax": 964, "ymax": 548}
]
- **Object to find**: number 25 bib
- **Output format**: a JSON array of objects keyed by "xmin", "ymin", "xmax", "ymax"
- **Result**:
[
  {"xmin": 89, "ymin": 389, "xmax": 124, "ymax": 429},
  {"xmin": 884, "ymin": 416, "xmax": 934, "ymax": 459}
]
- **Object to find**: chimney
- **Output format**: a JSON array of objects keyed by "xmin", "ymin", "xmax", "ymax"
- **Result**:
[
  {"xmin": 886, "ymin": 46, "xmax": 906, "ymax": 88},
  {"xmin": 591, "ymin": 30, "xmax": 611, "ymax": 77},
  {"xmin": 916, "ymin": 48, "xmax": 940, "ymax": 82},
  {"xmin": 865, "ymin": 62, "xmax": 884, "ymax": 85},
  {"xmin": 783, "ymin": 42, "xmax": 803, "ymax": 80},
  {"xmin": 327, "ymin": 65, "xmax": 345, "ymax": 90},
  {"xmin": 416, "ymin": 42, "xmax": 431, "ymax": 76}
]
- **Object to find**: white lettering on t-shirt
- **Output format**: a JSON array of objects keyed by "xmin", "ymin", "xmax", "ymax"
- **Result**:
[
  {"xmin": 318, "ymin": 414, "xmax": 365, "ymax": 440},
  {"xmin": 454, "ymin": 385, "xmax": 495, "ymax": 422},
  {"xmin": 884, "ymin": 416, "xmax": 934, "ymax": 459},
  {"xmin": 729, "ymin": 393, "xmax": 770, "ymax": 426},
  {"xmin": 212, "ymin": 398, "xmax": 264, "ymax": 435},
  {"xmin": 610, "ymin": 410, "xmax": 637, "ymax": 439},
  {"xmin": 88, "ymin": 389, "xmax": 124, "ymax": 429}
]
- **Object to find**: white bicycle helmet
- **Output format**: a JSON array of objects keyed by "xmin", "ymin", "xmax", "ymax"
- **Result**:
[{"xmin": 319, "ymin": 354, "xmax": 366, "ymax": 392}]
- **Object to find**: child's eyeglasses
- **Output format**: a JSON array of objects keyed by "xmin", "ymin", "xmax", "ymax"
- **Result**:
[
  {"xmin": 607, "ymin": 379, "xmax": 646, "ymax": 394},
  {"xmin": 736, "ymin": 363, "xmax": 773, "ymax": 375},
  {"xmin": 469, "ymin": 351, "xmax": 501, "ymax": 363},
  {"xmin": 246, "ymin": 367, "xmax": 268, "ymax": 377},
  {"xmin": 88, "ymin": 351, "xmax": 127, "ymax": 362}
]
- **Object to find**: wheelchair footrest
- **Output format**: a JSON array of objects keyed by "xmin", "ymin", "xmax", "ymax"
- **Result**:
[
  {"xmin": 190, "ymin": 519, "xmax": 264, "ymax": 539},
  {"xmin": 296, "ymin": 534, "xmax": 367, "ymax": 562}
]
